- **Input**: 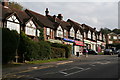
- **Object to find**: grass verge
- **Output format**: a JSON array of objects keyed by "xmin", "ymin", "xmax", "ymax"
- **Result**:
[
  {"xmin": 26, "ymin": 58, "xmax": 68, "ymax": 64},
  {"xmin": 98, "ymin": 52, "xmax": 104, "ymax": 55}
]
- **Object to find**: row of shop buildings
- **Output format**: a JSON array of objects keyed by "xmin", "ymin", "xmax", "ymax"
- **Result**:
[{"xmin": 1, "ymin": 2, "xmax": 107, "ymax": 56}]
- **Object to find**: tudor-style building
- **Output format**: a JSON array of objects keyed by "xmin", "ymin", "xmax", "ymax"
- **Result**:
[
  {"xmin": 82, "ymin": 24, "xmax": 97, "ymax": 51},
  {"xmin": 67, "ymin": 19, "xmax": 84, "ymax": 55},
  {"xmin": 97, "ymin": 31, "xmax": 106, "ymax": 52},
  {"xmin": 1, "ymin": 2, "xmax": 40, "ymax": 40}
]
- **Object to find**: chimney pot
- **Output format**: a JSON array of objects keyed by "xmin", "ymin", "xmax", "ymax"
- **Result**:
[
  {"xmin": 57, "ymin": 14, "xmax": 63, "ymax": 20},
  {"xmin": 45, "ymin": 8, "xmax": 49, "ymax": 16}
]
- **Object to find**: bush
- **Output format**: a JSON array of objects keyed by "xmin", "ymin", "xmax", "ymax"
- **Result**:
[
  {"xmin": 51, "ymin": 47, "xmax": 65, "ymax": 58},
  {"xmin": 50, "ymin": 43, "xmax": 72, "ymax": 58},
  {"xmin": 2, "ymin": 28, "xmax": 19, "ymax": 64},
  {"xmin": 37, "ymin": 41, "xmax": 51, "ymax": 60}
]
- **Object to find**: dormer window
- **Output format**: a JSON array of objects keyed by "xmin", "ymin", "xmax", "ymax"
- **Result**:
[
  {"xmin": 56, "ymin": 26, "xmax": 63, "ymax": 38},
  {"xmin": 25, "ymin": 20, "xmax": 36, "ymax": 36},
  {"xmin": 76, "ymin": 30, "xmax": 82, "ymax": 40},
  {"xmin": 70, "ymin": 27, "xmax": 75, "ymax": 37},
  {"xmin": 88, "ymin": 30, "xmax": 91, "ymax": 39},
  {"xmin": 84, "ymin": 32, "xmax": 86, "ymax": 38},
  {"xmin": 7, "ymin": 15, "xmax": 20, "ymax": 33},
  {"xmin": 100, "ymin": 33, "xmax": 102, "ymax": 40},
  {"xmin": 64, "ymin": 29, "xmax": 67, "ymax": 36},
  {"xmin": 46, "ymin": 28, "xmax": 50, "ymax": 35},
  {"xmin": 93, "ymin": 32, "xmax": 96, "ymax": 40}
]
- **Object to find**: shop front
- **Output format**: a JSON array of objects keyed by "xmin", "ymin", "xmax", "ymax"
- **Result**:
[
  {"xmin": 84, "ymin": 40, "xmax": 91, "ymax": 49},
  {"xmin": 74, "ymin": 41, "xmax": 84, "ymax": 56},
  {"xmin": 47, "ymin": 39, "xmax": 62, "ymax": 44},
  {"xmin": 62, "ymin": 38, "xmax": 74, "ymax": 55}
]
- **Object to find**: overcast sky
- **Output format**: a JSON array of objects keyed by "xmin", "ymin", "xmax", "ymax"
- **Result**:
[{"xmin": 15, "ymin": 1, "xmax": 118, "ymax": 31}]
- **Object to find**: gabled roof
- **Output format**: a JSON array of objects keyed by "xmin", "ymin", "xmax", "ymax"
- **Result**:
[
  {"xmin": 10, "ymin": 8, "xmax": 31, "ymax": 24},
  {"xmin": 82, "ymin": 24, "xmax": 96, "ymax": 33},
  {"xmin": 25, "ymin": 9, "xmax": 55, "ymax": 29},
  {"xmin": 1, "ymin": 4, "xmax": 13, "ymax": 20},
  {"xmin": 46, "ymin": 15, "xmax": 71, "ymax": 30},
  {"xmin": 67, "ymin": 19, "xmax": 83, "ymax": 33}
]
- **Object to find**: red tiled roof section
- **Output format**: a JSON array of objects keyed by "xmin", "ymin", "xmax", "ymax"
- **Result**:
[
  {"xmin": 55, "ymin": 18, "xmax": 71, "ymax": 30},
  {"xmin": 25, "ymin": 9, "xmax": 55, "ymax": 29},
  {"xmin": 10, "ymin": 8, "xmax": 30, "ymax": 24},
  {"xmin": 1, "ymin": 4, "xmax": 13, "ymax": 19},
  {"xmin": 67, "ymin": 19, "xmax": 83, "ymax": 33},
  {"xmin": 82, "ymin": 24, "xmax": 96, "ymax": 32}
]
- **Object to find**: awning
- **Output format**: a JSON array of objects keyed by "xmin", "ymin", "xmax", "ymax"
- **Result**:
[
  {"xmin": 62, "ymin": 38, "xmax": 75, "ymax": 43},
  {"xmin": 75, "ymin": 41, "xmax": 84, "ymax": 46}
]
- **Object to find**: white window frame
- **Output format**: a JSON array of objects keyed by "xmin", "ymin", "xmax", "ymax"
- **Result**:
[
  {"xmin": 56, "ymin": 26, "xmax": 63, "ymax": 38},
  {"xmin": 64, "ymin": 29, "xmax": 67, "ymax": 36},
  {"xmin": 46, "ymin": 28, "xmax": 50, "ymax": 35},
  {"xmin": 93, "ymin": 32, "xmax": 96, "ymax": 40},
  {"xmin": 88, "ymin": 30, "xmax": 91, "ymax": 39},
  {"xmin": 70, "ymin": 27, "xmax": 75, "ymax": 37},
  {"xmin": 7, "ymin": 15, "xmax": 20, "ymax": 33},
  {"xmin": 25, "ymin": 20, "xmax": 36, "ymax": 36}
]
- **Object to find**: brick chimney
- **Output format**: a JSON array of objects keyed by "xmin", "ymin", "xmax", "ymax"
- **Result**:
[
  {"xmin": 2, "ymin": 0, "xmax": 9, "ymax": 7},
  {"xmin": 45, "ymin": 8, "xmax": 49, "ymax": 16},
  {"xmin": 57, "ymin": 14, "xmax": 63, "ymax": 20},
  {"xmin": 53, "ymin": 15, "xmax": 56, "ymax": 22}
]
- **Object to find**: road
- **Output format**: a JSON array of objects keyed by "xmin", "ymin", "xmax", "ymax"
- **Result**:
[{"xmin": 3, "ymin": 55, "xmax": 119, "ymax": 80}]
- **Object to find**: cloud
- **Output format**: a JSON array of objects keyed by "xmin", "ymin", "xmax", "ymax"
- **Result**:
[{"xmin": 19, "ymin": 2, "xmax": 118, "ymax": 30}]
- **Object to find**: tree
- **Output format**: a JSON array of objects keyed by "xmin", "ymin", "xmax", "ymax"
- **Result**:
[
  {"xmin": 112, "ymin": 28, "xmax": 120, "ymax": 34},
  {"xmin": 100, "ymin": 28, "xmax": 111, "ymax": 34},
  {"xmin": 2, "ymin": 28, "xmax": 19, "ymax": 64},
  {"xmin": 9, "ymin": 2, "xmax": 24, "ymax": 10}
]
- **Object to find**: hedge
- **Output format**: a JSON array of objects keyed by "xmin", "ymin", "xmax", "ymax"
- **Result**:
[
  {"xmin": 2, "ymin": 28, "xmax": 19, "ymax": 64},
  {"xmin": 50, "ymin": 43, "xmax": 72, "ymax": 58},
  {"xmin": 51, "ymin": 47, "xmax": 65, "ymax": 58}
]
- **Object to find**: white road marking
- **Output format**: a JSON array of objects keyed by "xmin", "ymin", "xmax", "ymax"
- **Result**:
[
  {"xmin": 64, "ymin": 68, "xmax": 91, "ymax": 76},
  {"xmin": 59, "ymin": 67, "xmax": 90, "ymax": 76},
  {"xmin": 59, "ymin": 71, "xmax": 68, "ymax": 75}
]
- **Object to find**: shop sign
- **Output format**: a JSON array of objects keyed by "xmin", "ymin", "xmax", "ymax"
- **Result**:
[
  {"xmin": 62, "ymin": 38, "xmax": 75, "ymax": 43},
  {"xmin": 75, "ymin": 41, "xmax": 84, "ymax": 46},
  {"xmin": 48, "ymin": 39, "xmax": 62, "ymax": 43}
]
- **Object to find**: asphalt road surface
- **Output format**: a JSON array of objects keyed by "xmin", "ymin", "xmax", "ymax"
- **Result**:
[{"xmin": 3, "ymin": 55, "xmax": 119, "ymax": 80}]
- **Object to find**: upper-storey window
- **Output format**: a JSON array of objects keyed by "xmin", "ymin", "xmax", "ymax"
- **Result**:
[
  {"xmin": 56, "ymin": 26, "xmax": 63, "ymax": 38},
  {"xmin": 88, "ymin": 30, "xmax": 91, "ymax": 39},
  {"xmin": 70, "ymin": 27, "xmax": 75, "ymax": 37},
  {"xmin": 46, "ymin": 28, "xmax": 50, "ymax": 35},
  {"xmin": 99, "ymin": 33, "xmax": 102, "ymax": 40},
  {"xmin": 84, "ymin": 32, "xmax": 86, "ymax": 38},
  {"xmin": 25, "ymin": 20, "xmax": 36, "ymax": 36},
  {"xmin": 7, "ymin": 15, "xmax": 20, "ymax": 33},
  {"xmin": 64, "ymin": 29, "xmax": 67, "ymax": 36},
  {"xmin": 93, "ymin": 32, "xmax": 96, "ymax": 40}
]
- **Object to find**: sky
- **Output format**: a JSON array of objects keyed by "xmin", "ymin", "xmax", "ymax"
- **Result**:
[{"xmin": 10, "ymin": 0, "xmax": 119, "ymax": 31}]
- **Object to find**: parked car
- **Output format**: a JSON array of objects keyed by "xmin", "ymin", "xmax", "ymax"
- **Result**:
[
  {"xmin": 117, "ymin": 49, "xmax": 120, "ymax": 57},
  {"xmin": 88, "ymin": 49, "xmax": 98, "ymax": 55},
  {"xmin": 82, "ymin": 49, "xmax": 88, "ymax": 55},
  {"xmin": 104, "ymin": 49, "xmax": 113, "ymax": 55}
]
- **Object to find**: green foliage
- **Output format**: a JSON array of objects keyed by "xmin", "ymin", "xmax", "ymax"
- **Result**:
[
  {"xmin": 37, "ymin": 41, "xmax": 51, "ymax": 60},
  {"xmin": 100, "ymin": 28, "xmax": 111, "ymax": 34},
  {"xmin": 9, "ymin": 2, "xmax": 24, "ymax": 10},
  {"xmin": 18, "ymin": 33, "xmax": 51, "ymax": 61},
  {"xmin": 50, "ymin": 43, "xmax": 72, "ymax": 58},
  {"xmin": 2, "ymin": 28, "xmax": 19, "ymax": 64},
  {"xmin": 51, "ymin": 47, "xmax": 65, "ymax": 58},
  {"xmin": 38, "ymin": 28, "xmax": 44, "ymax": 41},
  {"xmin": 112, "ymin": 28, "xmax": 120, "ymax": 34}
]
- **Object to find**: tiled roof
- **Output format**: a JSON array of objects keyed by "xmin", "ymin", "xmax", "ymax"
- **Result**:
[
  {"xmin": 25, "ymin": 9, "xmax": 55, "ymax": 29},
  {"xmin": 82, "ymin": 24, "xmax": 96, "ymax": 33},
  {"xmin": 1, "ymin": 4, "xmax": 13, "ymax": 20},
  {"xmin": 47, "ymin": 15, "xmax": 71, "ymax": 30},
  {"xmin": 67, "ymin": 19, "xmax": 83, "ymax": 33}
]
